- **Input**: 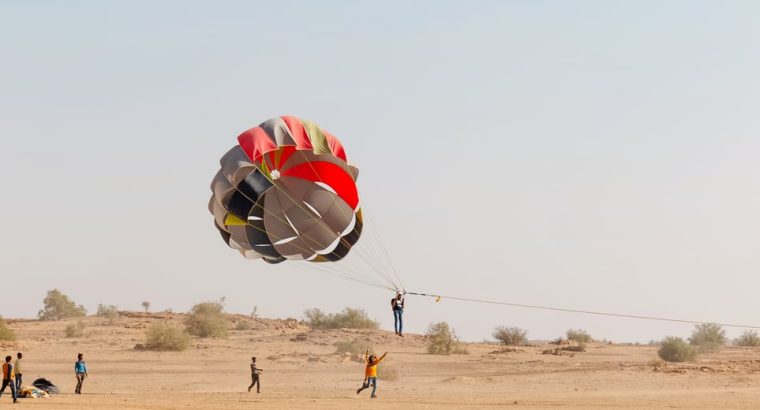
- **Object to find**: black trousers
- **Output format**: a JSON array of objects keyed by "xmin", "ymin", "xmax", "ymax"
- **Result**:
[
  {"xmin": 248, "ymin": 374, "xmax": 260, "ymax": 392},
  {"xmin": 0, "ymin": 379, "xmax": 17, "ymax": 401}
]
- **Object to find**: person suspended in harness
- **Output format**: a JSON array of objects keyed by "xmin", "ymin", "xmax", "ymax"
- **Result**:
[
  {"xmin": 356, "ymin": 350, "xmax": 387, "ymax": 399},
  {"xmin": 391, "ymin": 292, "xmax": 405, "ymax": 337}
]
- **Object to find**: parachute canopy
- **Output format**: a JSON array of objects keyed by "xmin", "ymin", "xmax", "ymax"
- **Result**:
[{"xmin": 209, "ymin": 116, "xmax": 362, "ymax": 264}]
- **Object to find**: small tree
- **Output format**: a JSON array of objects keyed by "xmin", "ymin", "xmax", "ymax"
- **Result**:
[
  {"xmin": 426, "ymin": 322, "xmax": 467, "ymax": 355},
  {"xmin": 689, "ymin": 323, "xmax": 726, "ymax": 353},
  {"xmin": 184, "ymin": 301, "xmax": 229, "ymax": 338},
  {"xmin": 96, "ymin": 304, "xmax": 119, "ymax": 324},
  {"xmin": 145, "ymin": 323, "xmax": 190, "ymax": 351},
  {"xmin": 492, "ymin": 326, "xmax": 528, "ymax": 346},
  {"xmin": 566, "ymin": 329, "xmax": 592, "ymax": 343},
  {"xmin": 0, "ymin": 316, "xmax": 16, "ymax": 341},
  {"xmin": 38, "ymin": 289, "xmax": 87, "ymax": 321},
  {"xmin": 65, "ymin": 321, "xmax": 86, "ymax": 338},
  {"xmin": 658, "ymin": 336, "xmax": 697, "ymax": 362},
  {"xmin": 735, "ymin": 330, "xmax": 760, "ymax": 347},
  {"xmin": 141, "ymin": 301, "xmax": 151, "ymax": 313}
]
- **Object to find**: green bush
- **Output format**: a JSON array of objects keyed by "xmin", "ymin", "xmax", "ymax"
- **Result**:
[
  {"xmin": 65, "ymin": 321, "xmax": 86, "ymax": 338},
  {"xmin": 334, "ymin": 339, "xmax": 368, "ymax": 354},
  {"xmin": 735, "ymin": 330, "xmax": 760, "ymax": 347},
  {"xmin": 492, "ymin": 326, "xmax": 528, "ymax": 346},
  {"xmin": 0, "ymin": 316, "xmax": 16, "ymax": 341},
  {"xmin": 38, "ymin": 289, "xmax": 87, "ymax": 321},
  {"xmin": 184, "ymin": 302, "xmax": 229, "ymax": 338},
  {"xmin": 658, "ymin": 336, "xmax": 697, "ymax": 362},
  {"xmin": 688, "ymin": 323, "xmax": 726, "ymax": 353},
  {"xmin": 303, "ymin": 308, "xmax": 379, "ymax": 330},
  {"xmin": 426, "ymin": 322, "xmax": 468, "ymax": 355},
  {"xmin": 566, "ymin": 329, "xmax": 592, "ymax": 343},
  {"xmin": 145, "ymin": 323, "xmax": 191, "ymax": 351}
]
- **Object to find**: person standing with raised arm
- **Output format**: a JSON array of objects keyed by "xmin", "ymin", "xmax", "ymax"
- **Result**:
[{"xmin": 356, "ymin": 350, "xmax": 387, "ymax": 399}]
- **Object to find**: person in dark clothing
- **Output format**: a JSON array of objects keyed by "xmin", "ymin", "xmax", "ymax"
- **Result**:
[
  {"xmin": 74, "ymin": 353, "xmax": 88, "ymax": 394},
  {"xmin": 0, "ymin": 355, "xmax": 18, "ymax": 403},
  {"xmin": 391, "ymin": 292, "xmax": 405, "ymax": 336},
  {"xmin": 248, "ymin": 357, "xmax": 263, "ymax": 393}
]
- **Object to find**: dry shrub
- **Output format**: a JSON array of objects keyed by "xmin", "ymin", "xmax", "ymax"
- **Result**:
[
  {"xmin": 689, "ymin": 323, "xmax": 726, "ymax": 353},
  {"xmin": 648, "ymin": 358, "xmax": 666, "ymax": 369},
  {"xmin": 184, "ymin": 301, "xmax": 229, "ymax": 338},
  {"xmin": 562, "ymin": 341, "xmax": 587, "ymax": 352},
  {"xmin": 735, "ymin": 330, "xmax": 760, "ymax": 347},
  {"xmin": 492, "ymin": 326, "xmax": 528, "ymax": 346},
  {"xmin": 234, "ymin": 321, "xmax": 252, "ymax": 331},
  {"xmin": 0, "ymin": 316, "xmax": 16, "ymax": 341},
  {"xmin": 65, "ymin": 321, "xmax": 86, "ymax": 338},
  {"xmin": 658, "ymin": 336, "xmax": 697, "ymax": 362},
  {"xmin": 566, "ymin": 329, "xmax": 592, "ymax": 343},
  {"xmin": 303, "ymin": 308, "xmax": 378, "ymax": 330},
  {"xmin": 145, "ymin": 323, "xmax": 190, "ymax": 351},
  {"xmin": 426, "ymin": 322, "xmax": 468, "ymax": 355},
  {"xmin": 96, "ymin": 304, "xmax": 119, "ymax": 325}
]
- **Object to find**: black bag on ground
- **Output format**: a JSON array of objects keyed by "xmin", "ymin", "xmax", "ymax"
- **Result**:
[{"xmin": 32, "ymin": 378, "xmax": 60, "ymax": 394}]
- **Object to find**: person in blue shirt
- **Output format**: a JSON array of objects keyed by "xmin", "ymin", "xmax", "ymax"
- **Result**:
[{"xmin": 74, "ymin": 353, "xmax": 88, "ymax": 394}]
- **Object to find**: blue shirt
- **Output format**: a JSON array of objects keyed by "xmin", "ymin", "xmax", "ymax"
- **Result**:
[{"xmin": 75, "ymin": 360, "xmax": 87, "ymax": 374}]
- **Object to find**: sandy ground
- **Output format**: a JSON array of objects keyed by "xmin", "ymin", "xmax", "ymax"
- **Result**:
[{"xmin": 3, "ymin": 313, "xmax": 760, "ymax": 409}]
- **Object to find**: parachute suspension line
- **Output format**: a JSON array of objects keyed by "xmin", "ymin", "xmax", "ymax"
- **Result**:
[
  {"xmin": 253, "ymin": 164, "xmax": 400, "ymax": 291},
  {"xmin": 225, "ymin": 180, "xmax": 390, "ymax": 289},
  {"xmin": 237, "ymin": 207, "xmax": 392, "ymax": 289},
  {"xmin": 292, "ymin": 150, "xmax": 403, "ymax": 291},
  {"xmin": 293, "ymin": 262, "xmax": 396, "ymax": 292},
  {"xmin": 405, "ymin": 292, "xmax": 760, "ymax": 330},
  {"xmin": 361, "ymin": 207, "xmax": 405, "ymax": 291}
]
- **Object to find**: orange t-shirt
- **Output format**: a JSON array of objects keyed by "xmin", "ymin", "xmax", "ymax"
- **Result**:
[
  {"xmin": 364, "ymin": 354, "xmax": 385, "ymax": 378},
  {"xmin": 1, "ymin": 362, "xmax": 14, "ymax": 380}
]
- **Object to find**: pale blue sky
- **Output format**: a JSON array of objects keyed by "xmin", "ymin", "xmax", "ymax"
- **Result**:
[{"xmin": 2, "ymin": 1, "xmax": 759, "ymax": 342}]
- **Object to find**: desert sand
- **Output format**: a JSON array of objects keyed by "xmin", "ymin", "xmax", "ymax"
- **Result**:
[{"xmin": 2, "ymin": 313, "xmax": 760, "ymax": 409}]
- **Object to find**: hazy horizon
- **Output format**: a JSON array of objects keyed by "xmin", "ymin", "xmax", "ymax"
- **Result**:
[{"xmin": 2, "ymin": 0, "xmax": 759, "ymax": 344}]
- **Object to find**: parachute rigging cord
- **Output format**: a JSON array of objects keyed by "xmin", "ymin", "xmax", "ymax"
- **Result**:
[
  {"xmin": 404, "ymin": 291, "xmax": 760, "ymax": 330},
  {"xmin": 212, "ymin": 117, "xmax": 760, "ymax": 331}
]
